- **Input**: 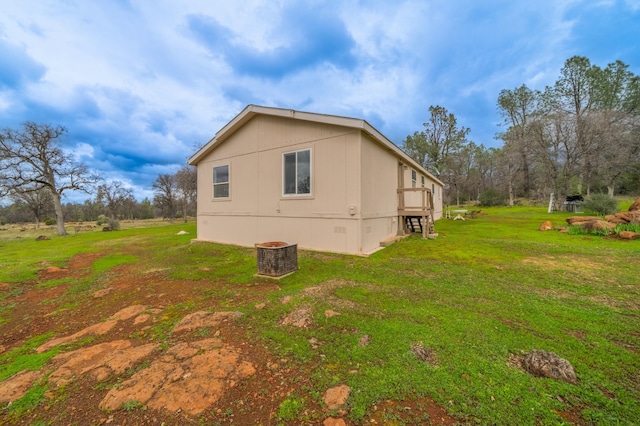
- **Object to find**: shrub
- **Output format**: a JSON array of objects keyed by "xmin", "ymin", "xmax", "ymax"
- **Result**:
[
  {"xmin": 479, "ymin": 189, "xmax": 507, "ymax": 207},
  {"xmin": 582, "ymin": 193, "xmax": 618, "ymax": 216},
  {"xmin": 96, "ymin": 215, "xmax": 120, "ymax": 230},
  {"xmin": 43, "ymin": 218, "xmax": 56, "ymax": 226},
  {"xmin": 567, "ymin": 224, "xmax": 611, "ymax": 237},
  {"xmin": 109, "ymin": 218, "xmax": 121, "ymax": 231},
  {"xmin": 616, "ymin": 223, "xmax": 640, "ymax": 233},
  {"xmin": 96, "ymin": 215, "xmax": 109, "ymax": 226},
  {"xmin": 277, "ymin": 394, "xmax": 305, "ymax": 421}
]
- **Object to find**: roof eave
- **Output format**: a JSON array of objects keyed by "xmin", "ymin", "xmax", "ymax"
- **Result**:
[
  {"xmin": 188, "ymin": 105, "xmax": 444, "ymax": 186},
  {"xmin": 361, "ymin": 122, "xmax": 444, "ymax": 186}
]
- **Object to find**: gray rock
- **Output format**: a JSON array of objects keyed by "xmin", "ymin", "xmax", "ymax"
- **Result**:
[{"xmin": 523, "ymin": 350, "xmax": 577, "ymax": 384}]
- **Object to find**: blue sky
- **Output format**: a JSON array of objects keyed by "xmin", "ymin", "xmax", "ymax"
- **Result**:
[{"xmin": 1, "ymin": 0, "xmax": 639, "ymax": 202}]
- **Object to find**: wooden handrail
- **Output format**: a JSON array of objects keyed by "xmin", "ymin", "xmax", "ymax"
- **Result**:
[{"xmin": 397, "ymin": 187, "xmax": 435, "ymax": 237}]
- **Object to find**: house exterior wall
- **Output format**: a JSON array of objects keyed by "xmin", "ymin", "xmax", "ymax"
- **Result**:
[
  {"xmin": 196, "ymin": 115, "xmax": 364, "ymax": 254},
  {"xmin": 359, "ymin": 134, "xmax": 400, "ymax": 252},
  {"xmin": 194, "ymin": 110, "xmax": 444, "ymax": 255}
]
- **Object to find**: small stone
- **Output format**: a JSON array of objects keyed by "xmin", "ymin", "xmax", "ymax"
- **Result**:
[
  {"xmin": 358, "ymin": 335, "xmax": 370, "ymax": 347},
  {"xmin": 324, "ymin": 384, "xmax": 351, "ymax": 410},
  {"xmin": 280, "ymin": 306, "xmax": 313, "ymax": 328},
  {"xmin": 255, "ymin": 303, "xmax": 266, "ymax": 310},
  {"xmin": 92, "ymin": 288, "xmax": 112, "ymax": 298},
  {"xmin": 134, "ymin": 314, "xmax": 152, "ymax": 325},
  {"xmin": 323, "ymin": 418, "xmax": 347, "ymax": 426},
  {"xmin": 538, "ymin": 221, "xmax": 553, "ymax": 231},
  {"xmin": 411, "ymin": 342, "xmax": 438, "ymax": 366},
  {"xmin": 280, "ymin": 295, "xmax": 292, "ymax": 304},
  {"xmin": 325, "ymin": 310, "xmax": 340, "ymax": 318}
]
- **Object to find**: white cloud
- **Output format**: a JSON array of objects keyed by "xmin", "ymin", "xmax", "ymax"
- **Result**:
[{"xmin": 69, "ymin": 142, "xmax": 95, "ymax": 161}]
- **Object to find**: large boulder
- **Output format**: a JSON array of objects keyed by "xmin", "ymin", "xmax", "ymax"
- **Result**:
[
  {"xmin": 612, "ymin": 212, "xmax": 634, "ymax": 223},
  {"xmin": 566, "ymin": 216, "xmax": 601, "ymax": 225},
  {"xmin": 523, "ymin": 350, "xmax": 577, "ymax": 384},
  {"xmin": 618, "ymin": 231, "xmax": 640, "ymax": 240},
  {"xmin": 629, "ymin": 198, "xmax": 640, "ymax": 212},
  {"xmin": 581, "ymin": 220, "xmax": 616, "ymax": 233},
  {"xmin": 604, "ymin": 212, "xmax": 630, "ymax": 224}
]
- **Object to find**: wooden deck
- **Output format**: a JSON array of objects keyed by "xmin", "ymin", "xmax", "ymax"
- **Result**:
[{"xmin": 397, "ymin": 187, "xmax": 435, "ymax": 238}]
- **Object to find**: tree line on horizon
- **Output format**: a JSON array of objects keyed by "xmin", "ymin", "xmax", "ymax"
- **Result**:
[
  {"xmin": 0, "ymin": 122, "xmax": 196, "ymax": 234},
  {"xmin": 2, "ymin": 56, "xmax": 639, "ymax": 232},
  {"xmin": 0, "ymin": 166, "xmax": 196, "ymax": 232},
  {"xmin": 404, "ymin": 55, "xmax": 640, "ymax": 208}
]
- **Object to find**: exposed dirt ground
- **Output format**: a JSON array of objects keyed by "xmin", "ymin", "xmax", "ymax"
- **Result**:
[{"xmin": 0, "ymin": 251, "xmax": 459, "ymax": 425}]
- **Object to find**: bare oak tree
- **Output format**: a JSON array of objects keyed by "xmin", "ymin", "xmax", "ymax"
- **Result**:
[
  {"xmin": 0, "ymin": 122, "xmax": 100, "ymax": 235},
  {"xmin": 96, "ymin": 180, "xmax": 135, "ymax": 220},
  {"xmin": 152, "ymin": 173, "xmax": 177, "ymax": 222},
  {"xmin": 174, "ymin": 166, "xmax": 197, "ymax": 223},
  {"xmin": 10, "ymin": 186, "xmax": 53, "ymax": 229},
  {"xmin": 497, "ymin": 84, "xmax": 541, "ymax": 198}
]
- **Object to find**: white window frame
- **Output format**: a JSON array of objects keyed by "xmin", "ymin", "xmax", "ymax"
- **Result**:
[
  {"xmin": 282, "ymin": 148, "xmax": 312, "ymax": 197},
  {"xmin": 212, "ymin": 164, "xmax": 230, "ymax": 199},
  {"xmin": 411, "ymin": 170, "xmax": 417, "ymax": 188}
]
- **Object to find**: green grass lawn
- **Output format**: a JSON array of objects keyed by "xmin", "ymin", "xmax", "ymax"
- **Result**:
[{"xmin": 1, "ymin": 209, "xmax": 639, "ymax": 424}]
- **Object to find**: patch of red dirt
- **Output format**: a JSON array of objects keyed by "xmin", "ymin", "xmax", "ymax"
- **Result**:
[
  {"xmin": 0, "ymin": 250, "xmax": 461, "ymax": 426},
  {"xmin": 366, "ymin": 397, "xmax": 459, "ymax": 425},
  {"xmin": 555, "ymin": 407, "xmax": 587, "ymax": 425}
]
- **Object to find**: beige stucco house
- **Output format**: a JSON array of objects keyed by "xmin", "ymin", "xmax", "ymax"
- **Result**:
[{"xmin": 188, "ymin": 105, "xmax": 443, "ymax": 256}]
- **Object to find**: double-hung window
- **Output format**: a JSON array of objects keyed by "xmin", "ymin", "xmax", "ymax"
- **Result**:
[
  {"xmin": 283, "ymin": 149, "xmax": 311, "ymax": 196},
  {"xmin": 411, "ymin": 170, "xmax": 417, "ymax": 188},
  {"xmin": 213, "ymin": 165, "xmax": 229, "ymax": 198}
]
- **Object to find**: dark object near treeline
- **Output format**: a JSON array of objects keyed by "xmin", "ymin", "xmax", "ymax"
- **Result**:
[{"xmin": 565, "ymin": 195, "xmax": 584, "ymax": 203}]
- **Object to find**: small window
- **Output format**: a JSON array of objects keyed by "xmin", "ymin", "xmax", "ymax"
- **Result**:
[
  {"xmin": 411, "ymin": 170, "xmax": 417, "ymax": 188},
  {"xmin": 213, "ymin": 165, "xmax": 229, "ymax": 198},
  {"xmin": 283, "ymin": 149, "xmax": 311, "ymax": 196},
  {"xmin": 421, "ymin": 176, "xmax": 425, "ymax": 187}
]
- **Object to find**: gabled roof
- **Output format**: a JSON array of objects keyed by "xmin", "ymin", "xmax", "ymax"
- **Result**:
[{"xmin": 188, "ymin": 105, "xmax": 443, "ymax": 185}]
